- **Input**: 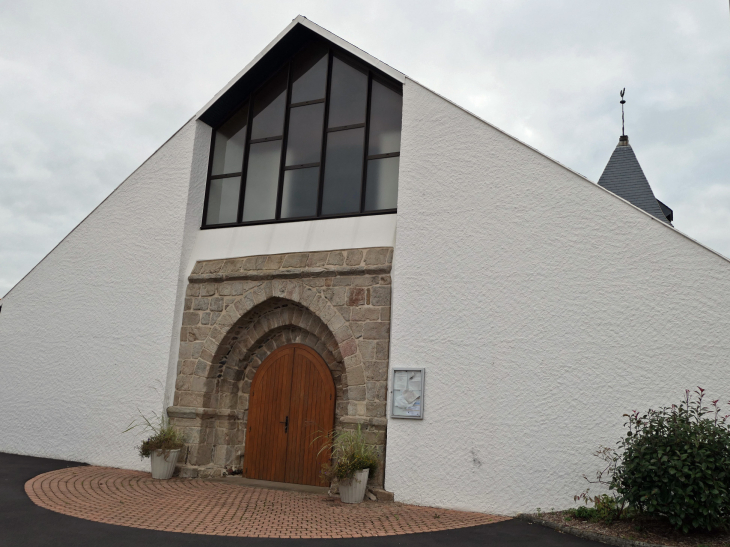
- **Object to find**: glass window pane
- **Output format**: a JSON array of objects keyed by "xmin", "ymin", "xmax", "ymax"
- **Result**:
[
  {"xmin": 206, "ymin": 176, "xmax": 241, "ymax": 225},
  {"xmin": 242, "ymin": 140, "xmax": 282, "ymax": 222},
  {"xmin": 211, "ymin": 102, "xmax": 248, "ymax": 175},
  {"xmin": 364, "ymin": 157, "xmax": 399, "ymax": 211},
  {"xmin": 281, "ymin": 167, "xmax": 319, "ymax": 218},
  {"xmin": 250, "ymin": 69, "xmax": 288, "ymax": 140},
  {"xmin": 327, "ymin": 57, "xmax": 367, "ymax": 128},
  {"xmin": 368, "ymin": 81, "xmax": 402, "ymax": 155},
  {"xmin": 321, "ymin": 128, "xmax": 364, "ymax": 215},
  {"xmin": 285, "ymin": 103, "xmax": 324, "ymax": 166},
  {"xmin": 291, "ymin": 43, "xmax": 328, "ymax": 104}
]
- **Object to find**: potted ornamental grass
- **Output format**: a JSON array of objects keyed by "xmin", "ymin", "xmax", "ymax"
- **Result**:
[
  {"xmin": 319, "ymin": 424, "xmax": 378, "ymax": 503},
  {"xmin": 125, "ymin": 411, "xmax": 185, "ymax": 480}
]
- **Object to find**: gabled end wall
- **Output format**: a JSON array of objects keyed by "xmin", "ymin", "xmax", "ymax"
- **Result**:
[
  {"xmin": 0, "ymin": 119, "xmax": 209, "ymax": 470},
  {"xmin": 386, "ymin": 78, "xmax": 730, "ymax": 514}
]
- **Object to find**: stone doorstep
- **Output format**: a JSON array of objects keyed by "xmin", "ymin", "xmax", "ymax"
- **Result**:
[
  {"xmin": 209, "ymin": 476, "xmax": 329, "ymax": 495},
  {"xmin": 368, "ymin": 487, "xmax": 395, "ymax": 502},
  {"xmin": 177, "ymin": 464, "xmax": 395, "ymax": 501}
]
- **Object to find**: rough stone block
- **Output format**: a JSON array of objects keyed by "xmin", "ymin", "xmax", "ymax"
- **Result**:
[
  {"xmin": 282, "ymin": 253, "xmax": 308, "ymax": 268},
  {"xmin": 347, "ymin": 385, "xmax": 366, "ymax": 401},
  {"xmin": 307, "ymin": 252, "xmax": 328, "ymax": 267},
  {"xmin": 192, "ymin": 376, "xmax": 216, "ymax": 393},
  {"xmin": 376, "ymin": 341, "xmax": 390, "ymax": 359},
  {"xmin": 181, "ymin": 359, "xmax": 196, "ymax": 375},
  {"xmin": 264, "ymin": 254, "xmax": 285, "ymax": 270},
  {"xmin": 358, "ymin": 340, "xmax": 376, "ymax": 360},
  {"xmin": 348, "ymin": 401, "xmax": 366, "ymax": 416},
  {"xmin": 178, "ymin": 466, "xmax": 199, "ymax": 478},
  {"xmin": 345, "ymin": 249, "xmax": 364, "ymax": 266},
  {"xmin": 366, "ymin": 401, "xmax": 386, "ymax": 418},
  {"xmin": 364, "ymin": 248, "xmax": 389, "ymax": 265},
  {"xmin": 366, "ymin": 381, "xmax": 387, "ymax": 401},
  {"xmin": 200, "ymin": 284, "xmax": 216, "ymax": 297},
  {"xmin": 370, "ymin": 286, "xmax": 391, "ymax": 306},
  {"xmin": 363, "ymin": 322, "xmax": 390, "ymax": 340},
  {"xmin": 340, "ymin": 338, "xmax": 358, "ymax": 358},
  {"xmin": 326, "ymin": 251, "xmax": 344, "ymax": 265},
  {"xmin": 347, "ymin": 365, "xmax": 366, "ymax": 386},
  {"xmin": 182, "ymin": 312, "xmax": 200, "ymax": 326},
  {"xmin": 334, "ymin": 306, "xmax": 351, "ymax": 321},
  {"xmin": 194, "ymin": 360, "xmax": 211, "ymax": 377},
  {"xmin": 178, "ymin": 392, "xmax": 205, "ymax": 408},
  {"xmin": 210, "ymin": 297, "xmax": 224, "ymax": 312},
  {"xmin": 242, "ymin": 256, "xmax": 266, "ymax": 270},
  {"xmin": 327, "ymin": 313, "xmax": 346, "ymax": 333},
  {"xmin": 364, "ymin": 360, "xmax": 388, "ymax": 381},
  {"xmin": 323, "ymin": 287, "xmax": 346, "ymax": 306},
  {"xmin": 193, "ymin": 298, "xmax": 209, "ymax": 311},
  {"xmin": 347, "ymin": 287, "xmax": 366, "ymax": 306},
  {"xmin": 175, "ymin": 375, "xmax": 192, "ymax": 391}
]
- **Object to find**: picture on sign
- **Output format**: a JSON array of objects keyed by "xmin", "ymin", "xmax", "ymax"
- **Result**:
[{"xmin": 390, "ymin": 368, "xmax": 424, "ymax": 419}]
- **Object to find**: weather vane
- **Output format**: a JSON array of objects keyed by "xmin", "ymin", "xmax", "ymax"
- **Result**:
[{"xmin": 620, "ymin": 88, "xmax": 626, "ymax": 137}]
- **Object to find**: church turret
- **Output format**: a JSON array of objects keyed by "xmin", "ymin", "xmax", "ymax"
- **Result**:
[{"xmin": 597, "ymin": 90, "xmax": 673, "ymax": 225}]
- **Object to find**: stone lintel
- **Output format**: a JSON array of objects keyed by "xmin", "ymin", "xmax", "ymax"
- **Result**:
[
  {"xmin": 189, "ymin": 265, "xmax": 391, "ymax": 284},
  {"xmin": 167, "ymin": 406, "xmax": 242, "ymax": 420}
]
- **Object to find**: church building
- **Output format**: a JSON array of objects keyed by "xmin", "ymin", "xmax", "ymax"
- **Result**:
[{"xmin": 1, "ymin": 17, "xmax": 728, "ymax": 515}]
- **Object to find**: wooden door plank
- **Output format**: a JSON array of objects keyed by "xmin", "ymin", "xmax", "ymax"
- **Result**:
[
  {"xmin": 284, "ymin": 346, "xmax": 335, "ymax": 486},
  {"xmin": 244, "ymin": 347, "xmax": 293, "ymax": 483}
]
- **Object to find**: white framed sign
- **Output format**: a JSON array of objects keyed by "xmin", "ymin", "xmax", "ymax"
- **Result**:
[{"xmin": 390, "ymin": 368, "xmax": 425, "ymax": 419}]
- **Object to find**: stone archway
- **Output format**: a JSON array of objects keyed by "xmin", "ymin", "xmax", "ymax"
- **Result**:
[{"xmin": 168, "ymin": 247, "xmax": 393, "ymax": 486}]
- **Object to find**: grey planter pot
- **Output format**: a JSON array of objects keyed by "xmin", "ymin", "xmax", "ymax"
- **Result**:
[
  {"xmin": 339, "ymin": 468, "xmax": 369, "ymax": 503},
  {"xmin": 150, "ymin": 449, "xmax": 180, "ymax": 480}
]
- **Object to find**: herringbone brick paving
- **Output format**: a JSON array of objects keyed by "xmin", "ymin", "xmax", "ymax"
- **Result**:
[{"xmin": 25, "ymin": 466, "xmax": 509, "ymax": 538}]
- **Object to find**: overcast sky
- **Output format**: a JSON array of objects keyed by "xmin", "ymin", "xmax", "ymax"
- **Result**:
[{"xmin": 1, "ymin": 1, "xmax": 729, "ymax": 296}]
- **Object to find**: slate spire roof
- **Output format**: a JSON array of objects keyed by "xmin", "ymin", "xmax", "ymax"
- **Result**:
[{"xmin": 598, "ymin": 136, "xmax": 673, "ymax": 225}]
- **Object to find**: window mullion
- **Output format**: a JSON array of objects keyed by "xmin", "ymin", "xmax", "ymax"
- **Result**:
[
  {"xmin": 359, "ymin": 72, "xmax": 374, "ymax": 214},
  {"xmin": 316, "ymin": 49, "xmax": 334, "ymax": 218},
  {"xmin": 275, "ymin": 63, "xmax": 293, "ymax": 220},
  {"xmin": 237, "ymin": 102, "xmax": 255, "ymax": 224},
  {"xmin": 201, "ymin": 131, "xmax": 218, "ymax": 226}
]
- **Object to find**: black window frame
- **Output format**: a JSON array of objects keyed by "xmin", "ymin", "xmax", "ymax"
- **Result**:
[{"xmin": 201, "ymin": 42, "xmax": 402, "ymax": 229}]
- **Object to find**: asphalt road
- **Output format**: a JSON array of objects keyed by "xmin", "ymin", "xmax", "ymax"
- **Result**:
[{"xmin": 0, "ymin": 451, "xmax": 602, "ymax": 546}]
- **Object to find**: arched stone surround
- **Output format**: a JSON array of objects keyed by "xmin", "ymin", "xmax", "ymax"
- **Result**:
[{"xmin": 168, "ymin": 248, "xmax": 393, "ymax": 485}]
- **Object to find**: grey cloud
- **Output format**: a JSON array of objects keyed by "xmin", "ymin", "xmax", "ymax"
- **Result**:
[{"xmin": 1, "ymin": 0, "xmax": 728, "ymax": 294}]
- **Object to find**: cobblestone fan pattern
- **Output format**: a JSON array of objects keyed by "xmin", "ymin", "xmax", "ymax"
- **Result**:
[
  {"xmin": 169, "ymin": 248, "xmax": 394, "ymax": 484},
  {"xmin": 25, "ymin": 467, "xmax": 510, "ymax": 538}
]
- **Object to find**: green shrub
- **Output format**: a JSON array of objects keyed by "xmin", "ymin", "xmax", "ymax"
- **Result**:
[
  {"xmin": 124, "ymin": 410, "xmax": 185, "ymax": 459},
  {"xmin": 570, "ymin": 494, "xmax": 624, "ymax": 524},
  {"xmin": 612, "ymin": 388, "xmax": 730, "ymax": 533},
  {"xmin": 318, "ymin": 424, "xmax": 378, "ymax": 481},
  {"xmin": 137, "ymin": 423, "xmax": 185, "ymax": 458}
]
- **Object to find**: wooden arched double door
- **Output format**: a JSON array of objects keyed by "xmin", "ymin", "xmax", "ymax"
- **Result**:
[{"xmin": 244, "ymin": 344, "xmax": 335, "ymax": 486}]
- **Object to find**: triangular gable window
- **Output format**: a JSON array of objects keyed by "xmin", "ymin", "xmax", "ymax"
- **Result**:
[{"xmin": 203, "ymin": 41, "xmax": 402, "ymax": 227}]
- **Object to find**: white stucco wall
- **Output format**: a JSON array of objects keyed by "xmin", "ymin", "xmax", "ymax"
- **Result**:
[
  {"xmin": 0, "ymin": 119, "xmax": 203, "ymax": 469},
  {"xmin": 0, "ymin": 105, "xmax": 398, "ymax": 470},
  {"xmin": 385, "ymin": 79, "xmax": 730, "ymax": 515}
]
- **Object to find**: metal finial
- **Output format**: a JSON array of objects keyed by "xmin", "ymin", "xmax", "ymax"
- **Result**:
[{"xmin": 620, "ymin": 88, "xmax": 626, "ymax": 137}]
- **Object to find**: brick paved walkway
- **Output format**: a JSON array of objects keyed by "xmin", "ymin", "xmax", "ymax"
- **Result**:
[{"xmin": 25, "ymin": 466, "xmax": 509, "ymax": 538}]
